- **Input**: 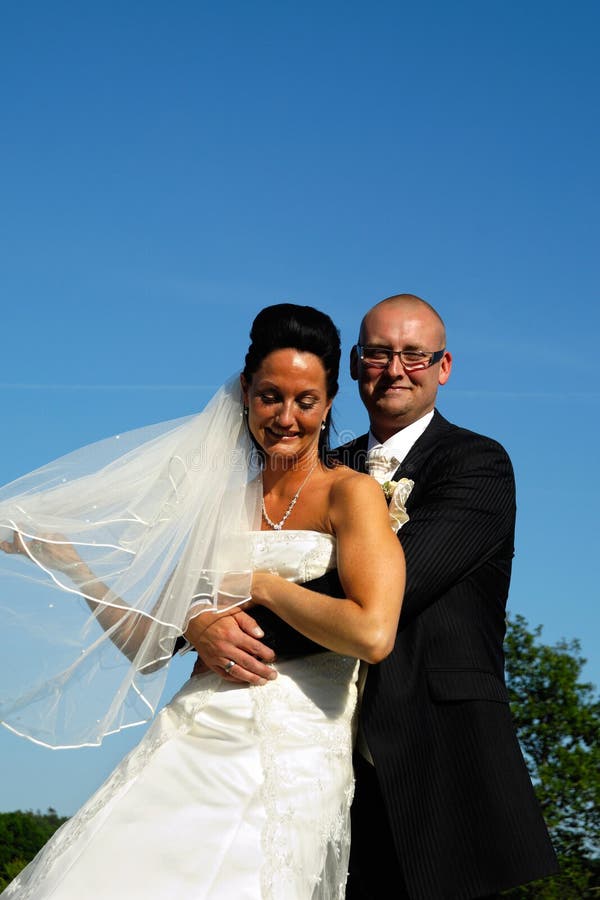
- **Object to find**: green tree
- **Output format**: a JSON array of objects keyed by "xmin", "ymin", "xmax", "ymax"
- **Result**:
[
  {"xmin": 0, "ymin": 808, "xmax": 68, "ymax": 889},
  {"xmin": 503, "ymin": 614, "xmax": 600, "ymax": 898}
]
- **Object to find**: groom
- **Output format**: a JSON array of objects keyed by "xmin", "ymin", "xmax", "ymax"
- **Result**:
[{"xmin": 185, "ymin": 294, "xmax": 558, "ymax": 899}]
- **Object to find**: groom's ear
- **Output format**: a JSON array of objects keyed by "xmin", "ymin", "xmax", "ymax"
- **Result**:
[
  {"xmin": 350, "ymin": 345, "xmax": 359, "ymax": 381},
  {"xmin": 438, "ymin": 351, "xmax": 452, "ymax": 386}
]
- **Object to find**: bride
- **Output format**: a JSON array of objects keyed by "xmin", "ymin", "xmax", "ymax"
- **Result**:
[{"xmin": 0, "ymin": 303, "xmax": 405, "ymax": 899}]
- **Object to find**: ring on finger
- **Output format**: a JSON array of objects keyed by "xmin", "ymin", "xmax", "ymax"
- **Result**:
[{"xmin": 223, "ymin": 660, "xmax": 236, "ymax": 673}]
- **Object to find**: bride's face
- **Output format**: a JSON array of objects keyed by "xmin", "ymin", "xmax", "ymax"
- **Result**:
[{"xmin": 241, "ymin": 348, "xmax": 332, "ymax": 466}]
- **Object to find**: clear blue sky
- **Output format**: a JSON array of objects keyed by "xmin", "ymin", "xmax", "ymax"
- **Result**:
[{"xmin": 1, "ymin": 0, "xmax": 598, "ymax": 816}]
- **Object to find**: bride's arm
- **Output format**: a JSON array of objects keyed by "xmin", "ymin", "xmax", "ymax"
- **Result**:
[
  {"xmin": 0, "ymin": 532, "xmax": 168, "ymax": 664},
  {"xmin": 251, "ymin": 474, "xmax": 404, "ymax": 664}
]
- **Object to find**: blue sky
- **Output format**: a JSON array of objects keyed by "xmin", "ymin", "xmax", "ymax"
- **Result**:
[{"xmin": 1, "ymin": 0, "xmax": 598, "ymax": 815}]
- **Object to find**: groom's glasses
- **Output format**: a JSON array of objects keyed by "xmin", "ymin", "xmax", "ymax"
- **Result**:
[{"xmin": 357, "ymin": 344, "xmax": 446, "ymax": 372}]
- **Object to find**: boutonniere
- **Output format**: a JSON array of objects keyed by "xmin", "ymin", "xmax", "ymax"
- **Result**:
[{"xmin": 381, "ymin": 478, "xmax": 414, "ymax": 533}]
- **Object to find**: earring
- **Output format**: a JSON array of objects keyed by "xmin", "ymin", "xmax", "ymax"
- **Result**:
[
  {"xmin": 243, "ymin": 407, "xmax": 248, "ymax": 417},
  {"xmin": 320, "ymin": 421, "xmax": 326, "ymax": 431}
]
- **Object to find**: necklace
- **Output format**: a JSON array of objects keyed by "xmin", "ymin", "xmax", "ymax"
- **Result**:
[{"xmin": 262, "ymin": 460, "xmax": 318, "ymax": 530}]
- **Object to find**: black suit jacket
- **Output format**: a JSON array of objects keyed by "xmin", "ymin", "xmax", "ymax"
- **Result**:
[{"xmin": 256, "ymin": 411, "xmax": 558, "ymax": 897}]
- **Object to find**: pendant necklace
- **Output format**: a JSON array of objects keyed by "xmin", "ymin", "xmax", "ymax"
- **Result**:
[{"xmin": 262, "ymin": 459, "xmax": 319, "ymax": 530}]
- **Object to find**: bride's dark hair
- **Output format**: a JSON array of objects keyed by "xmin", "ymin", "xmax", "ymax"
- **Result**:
[{"xmin": 243, "ymin": 303, "xmax": 341, "ymax": 461}]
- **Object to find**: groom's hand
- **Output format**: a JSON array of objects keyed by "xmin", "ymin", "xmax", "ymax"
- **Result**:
[{"xmin": 185, "ymin": 610, "xmax": 278, "ymax": 686}]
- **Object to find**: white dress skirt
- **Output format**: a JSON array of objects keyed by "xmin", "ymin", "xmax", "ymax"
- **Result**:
[{"xmin": 3, "ymin": 530, "xmax": 360, "ymax": 900}]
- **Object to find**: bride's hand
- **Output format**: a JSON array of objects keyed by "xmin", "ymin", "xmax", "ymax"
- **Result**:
[
  {"xmin": 214, "ymin": 571, "xmax": 256, "ymax": 611},
  {"xmin": 0, "ymin": 531, "xmax": 87, "ymax": 574},
  {"xmin": 250, "ymin": 571, "xmax": 280, "ymax": 609},
  {"xmin": 0, "ymin": 531, "xmax": 36, "ymax": 559}
]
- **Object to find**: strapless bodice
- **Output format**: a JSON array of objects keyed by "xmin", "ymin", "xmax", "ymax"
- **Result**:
[{"xmin": 250, "ymin": 530, "xmax": 336, "ymax": 584}]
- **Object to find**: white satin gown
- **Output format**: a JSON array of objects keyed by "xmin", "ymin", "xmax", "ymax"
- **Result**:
[{"xmin": 3, "ymin": 530, "xmax": 360, "ymax": 900}]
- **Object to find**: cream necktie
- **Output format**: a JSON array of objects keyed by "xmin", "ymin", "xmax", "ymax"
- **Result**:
[{"xmin": 366, "ymin": 446, "xmax": 399, "ymax": 484}]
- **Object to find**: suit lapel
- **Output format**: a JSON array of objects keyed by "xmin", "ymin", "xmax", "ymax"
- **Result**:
[{"xmin": 391, "ymin": 410, "xmax": 454, "ymax": 481}]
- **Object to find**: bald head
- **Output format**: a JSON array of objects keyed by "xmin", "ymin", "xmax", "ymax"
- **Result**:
[{"xmin": 359, "ymin": 294, "xmax": 446, "ymax": 349}]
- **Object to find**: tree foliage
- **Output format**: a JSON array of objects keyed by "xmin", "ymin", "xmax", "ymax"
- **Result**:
[
  {"xmin": 503, "ymin": 614, "xmax": 600, "ymax": 898},
  {"xmin": 0, "ymin": 808, "xmax": 68, "ymax": 890}
]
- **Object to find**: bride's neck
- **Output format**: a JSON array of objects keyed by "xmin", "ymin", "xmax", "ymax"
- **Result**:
[{"xmin": 262, "ymin": 455, "xmax": 320, "ymax": 493}]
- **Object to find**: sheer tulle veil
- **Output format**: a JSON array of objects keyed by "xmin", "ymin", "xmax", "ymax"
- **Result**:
[{"xmin": 0, "ymin": 375, "xmax": 262, "ymax": 749}]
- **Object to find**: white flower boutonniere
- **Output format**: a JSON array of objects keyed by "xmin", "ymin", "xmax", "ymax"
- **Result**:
[{"xmin": 381, "ymin": 478, "xmax": 415, "ymax": 533}]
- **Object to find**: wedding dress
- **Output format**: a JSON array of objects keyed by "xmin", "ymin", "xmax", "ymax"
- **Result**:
[{"xmin": 3, "ymin": 530, "xmax": 359, "ymax": 900}]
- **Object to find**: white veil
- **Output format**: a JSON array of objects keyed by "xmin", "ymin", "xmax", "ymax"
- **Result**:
[{"xmin": 0, "ymin": 375, "xmax": 262, "ymax": 749}]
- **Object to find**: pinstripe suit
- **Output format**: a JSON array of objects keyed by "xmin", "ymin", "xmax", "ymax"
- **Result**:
[{"xmin": 339, "ymin": 411, "xmax": 558, "ymax": 899}]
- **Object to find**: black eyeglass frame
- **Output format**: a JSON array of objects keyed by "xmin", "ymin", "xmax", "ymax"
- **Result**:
[{"xmin": 356, "ymin": 344, "xmax": 446, "ymax": 371}]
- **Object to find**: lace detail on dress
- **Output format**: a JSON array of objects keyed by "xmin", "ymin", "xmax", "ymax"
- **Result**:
[
  {"xmin": 252, "ymin": 652, "xmax": 357, "ymax": 899},
  {"xmin": 245, "ymin": 531, "xmax": 354, "ymax": 898}
]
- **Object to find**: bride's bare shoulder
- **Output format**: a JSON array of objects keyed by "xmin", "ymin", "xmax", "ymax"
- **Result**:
[{"xmin": 326, "ymin": 464, "xmax": 383, "ymax": 503}]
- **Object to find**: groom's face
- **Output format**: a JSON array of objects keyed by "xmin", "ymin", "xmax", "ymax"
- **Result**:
[{"xmin": 351, "ymin": 301, "xmax": 451, "ymax": 442}]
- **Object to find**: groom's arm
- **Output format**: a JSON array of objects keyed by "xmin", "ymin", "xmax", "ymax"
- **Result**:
[{"xmin": 398, "ymin": 431, "xmax": 516, "ymax": 624}]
